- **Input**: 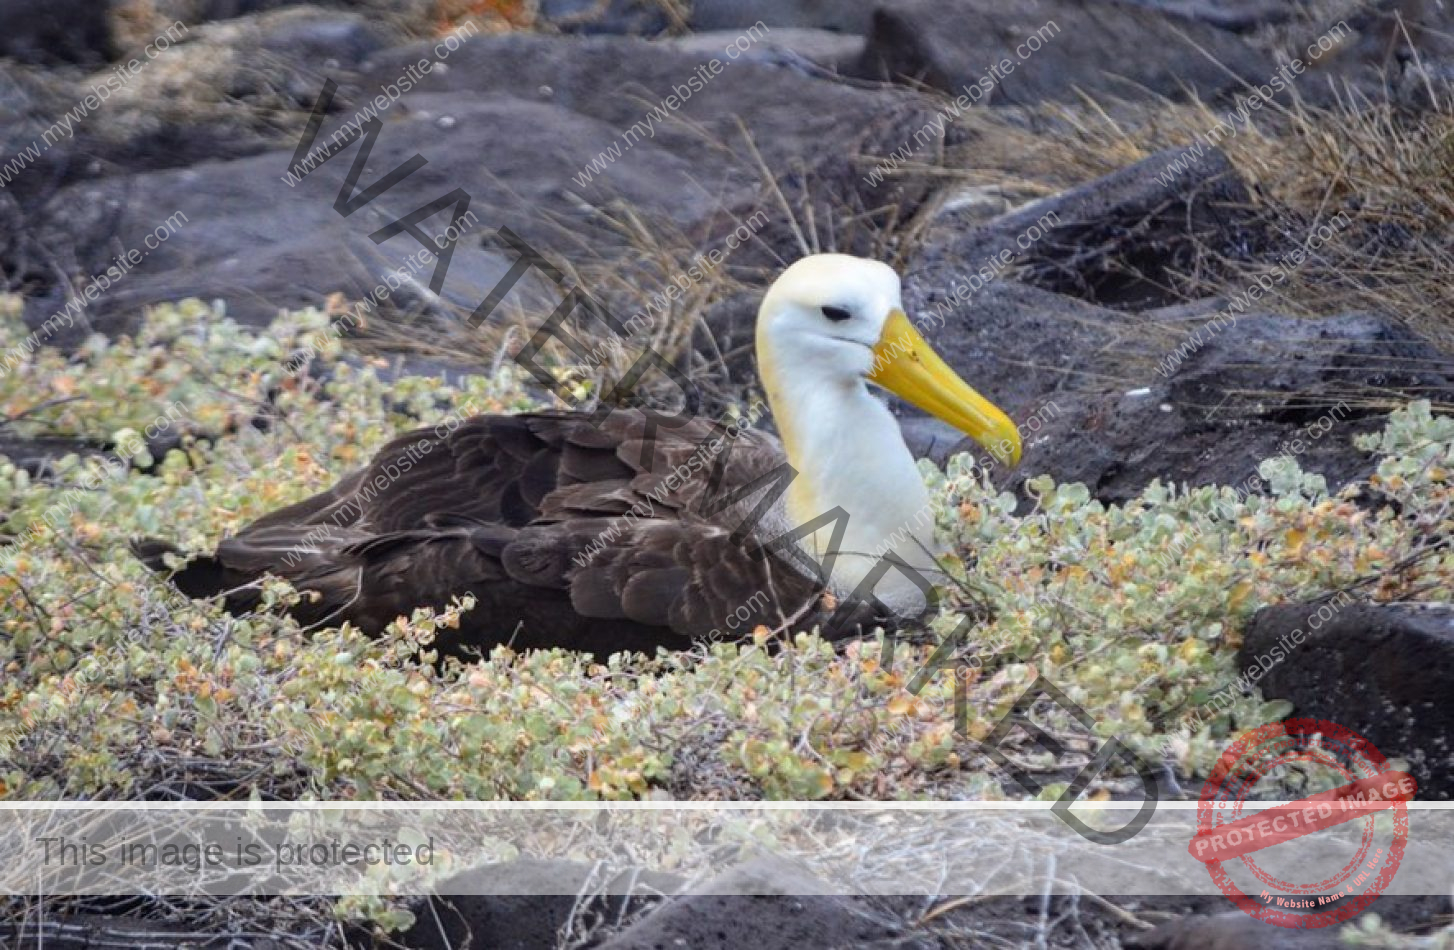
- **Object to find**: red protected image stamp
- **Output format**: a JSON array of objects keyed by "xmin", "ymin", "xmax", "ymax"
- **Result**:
[{"xmin": 1188, "ymin": 717, "xmax": 1416, "ymax": 928}]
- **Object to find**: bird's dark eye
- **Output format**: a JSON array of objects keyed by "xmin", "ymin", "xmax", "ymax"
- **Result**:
[{"xmin": 821, "ymin": 305, "xmax": 852, "ymax": 322}]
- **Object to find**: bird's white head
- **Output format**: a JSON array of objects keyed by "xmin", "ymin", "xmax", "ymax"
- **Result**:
[
  {"xmin": 756, "ymin": 253, "xmax": 1021, "ymax": 470},
  {"xmin": 756, "ymin": 254, "xmax": 905, "ymax": 383},
  {"xmin": 754, "ymin": 253, "xmax": 1021, "ymax": 614}
]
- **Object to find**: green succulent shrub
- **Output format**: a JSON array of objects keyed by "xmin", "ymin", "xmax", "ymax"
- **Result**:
[{"xmin": 0, "ymin": 300, "xmax": 1450, "ymax": 805}]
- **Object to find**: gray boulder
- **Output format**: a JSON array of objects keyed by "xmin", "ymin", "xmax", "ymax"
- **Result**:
[
  {"xmin": 538, "ymin": 0, "xmax": 672, "ymax": 35},
  {"xmin": 923, "ymin": 145, "xmax": 1257, "ymax": 310},
  {"xmin": 0, "ymin": 0, "xmax": 112, "ymax": 65},
  {"xmin": 690, "ymin": 0, "xmax": 874, "ymax": 35},
  {"xmin": 16, "ymin": 31, "xmax": 943, "ymax": 335},
  {"xmin": 1116, "ymin": 0, "xmax": 1295, "ymax": 33},
  {"xmin": 1241, "ymin": 602, "xmax": 1454, "ymax": 800},
  {"xmin": 856, "ymin": 0, "xmax": 1272, "ymax": 105},
  {"xmin": 401, "ymin": 858, "xmax": 679, "ymax": 950},
  {"xmin": 894, "ymin": 256, "xmax": 1454, "ymax": 497}
]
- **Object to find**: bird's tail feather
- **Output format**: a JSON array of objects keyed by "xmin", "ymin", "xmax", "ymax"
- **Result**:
[{"xmin": 129, "ymin": 537, "xmax": 261, "ymax": 612}]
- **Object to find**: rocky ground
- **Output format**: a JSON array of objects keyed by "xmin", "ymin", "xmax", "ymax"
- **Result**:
[{"xmin": 4, "ymin": 0, "xmax": 1454, "ymax": 947}]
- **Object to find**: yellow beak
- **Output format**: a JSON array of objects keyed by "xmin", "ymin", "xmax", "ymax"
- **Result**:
[{"xmin": 868, "ymin": 309, "xmax": 1021, "ymax": 467}]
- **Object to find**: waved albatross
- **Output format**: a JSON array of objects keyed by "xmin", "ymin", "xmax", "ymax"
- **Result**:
[{"xmin": 134, "ymin": 254, "xmax": 1020, "ymax": 654}]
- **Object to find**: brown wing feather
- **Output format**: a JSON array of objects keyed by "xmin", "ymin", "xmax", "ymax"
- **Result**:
[{"xmin": 135, "ymin": 409, "xmax": 882, "ymax": 656}]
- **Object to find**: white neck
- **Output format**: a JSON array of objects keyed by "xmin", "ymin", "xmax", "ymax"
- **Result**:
[{"xmin": 761, "ymin": 351, "xmax": 943, "ymax": 615}]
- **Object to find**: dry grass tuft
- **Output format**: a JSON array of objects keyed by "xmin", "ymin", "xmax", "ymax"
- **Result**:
[{"xmin": 1211, "ymin": 95, "xmax": 1454, "ymax": 349}]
